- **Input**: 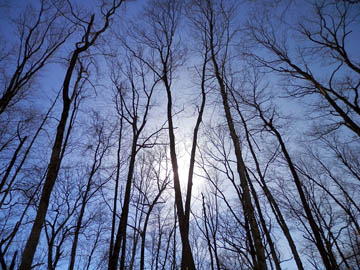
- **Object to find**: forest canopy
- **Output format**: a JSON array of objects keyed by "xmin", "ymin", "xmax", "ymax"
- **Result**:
[{"xmin": 0, "ymin": 0, "xmax": 359, "ymax": 269}]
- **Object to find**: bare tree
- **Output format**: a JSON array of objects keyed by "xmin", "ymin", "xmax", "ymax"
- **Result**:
[
  {"xmin": 119, "ymin": 0, "xmax": 210, "ymax": 268},
  {"xmin": 0, "ymin": 1, "xmax": 358, "ymax": 270},
  {"xmin": 246, "ymin": 0, "xmax": 360, "ymax": 138},
  {"xmin": 0, "ymin": 0, "xmax": 72, "ymax": 115},
  {"xmin": 68, "ymin": 111, "xmax": 114, "ymax": 270},
  {"xmin": 188, "ymin": 1, "xmax": 267, "ymax": 268},
  {"xmin": 134, "ymin": 149, "xmax": 171, "ymax": 270},
  {"xmin": 19, "ymin": 1, "xmax": 126, "ymax": 268},
  {"xmin": 108, "ymin": 51, "xmax": 162, "ymax": 270}
]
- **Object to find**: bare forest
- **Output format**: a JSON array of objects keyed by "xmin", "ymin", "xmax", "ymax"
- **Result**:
[{"xmin": 0, "ymin": 0, "xmax": 359, "ymax": 269}]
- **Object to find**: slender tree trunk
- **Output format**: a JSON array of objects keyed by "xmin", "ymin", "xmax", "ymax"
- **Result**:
[
  {"xmin": 232, "ymin": 91, "xmax": 305, "ymax": 270},
  {"xmin": 19, "ymin": 9, "xmax": 118, "ymax": 266},
  {"xmin": 261, "ymin": 112, "xmax": 338, "ymax": 270},
  {"xmin": 68, "ymin": 144, "xmax": 102, "ymax": 270},
  {"xmin": 195, "ymin": 1, "xmax": 267, "ymax": 267},
  {"xmin": 247, "ymin": 173, "xmax": 281, "ymax": 270},
  {"xmin": 210, "ymin": 43, "xmax": 267, "ymax": 270},
  {"xmin": 19, "ymin": 50, "xmax": 77, "ymax": 269},
  {"xmin": 0, "ymin": 94, "xmax": 58, "ymax": 209},
  {"xmin": 201, "ymin": 194, "xmax": 215, "ymax": 270},
  {"xmin": 0, "ymin": 137, "xmax": 27, "ymax": 193},
  {"xmin": 110, "ymin": 117, "xmax": 123, "ymax": 258},
  {"xmin": 140, "ymin": 192, "xmax": 165, "ymax": 270},
  {"xmin": 163, "ymin": 75, "xmax": 196, "ymax": 270},
  {"xmin": 108, "ymin": 138, "xmax": 138, "ymax": 270}
]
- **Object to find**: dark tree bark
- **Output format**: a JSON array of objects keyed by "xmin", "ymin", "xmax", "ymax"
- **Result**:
[
  {"xmin": 195, "ymin": 1, "xmax": 267, "ymax": 268},
  {"xmin": 19, "ymin": 2, "xmax": 125, "ymax": 268},
  {"xmin": 252, "ymin": 99, "xmax": 339, "ymax": 270},
  {"xmin": 228, "ymin": 77, "xmax": 305, "ymax": 270},
  {"xmin": 140, "ymin": 175, "xmax": 169, "ymax": 270},
  {"xmin": 122, "ymin": 1, "xmax": 208, "ymax": 268},
  {"xmin": 108, "ymin": 54, "xmax": 159, "ymax": 270}
]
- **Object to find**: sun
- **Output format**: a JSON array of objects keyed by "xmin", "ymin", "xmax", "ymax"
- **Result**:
[{"xmin": 175, "ymin": 136, "xmax": 204, "ymax": 197}]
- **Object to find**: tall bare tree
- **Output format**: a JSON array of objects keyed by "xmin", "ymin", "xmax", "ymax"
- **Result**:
[
  {"xmin": 120, "ymin": 0, "xmax": 210, "ymax": 268},
  {"xmin": 19, "ymin": 1, "xmax": 126, "ymax": 268},
  {"xmin": 188, "ymin": 1, "xmax": 267, "ymax": 268},
  {"xmin": 108, "ymin": 52, "xmax": 162, "ymax": 270}
]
